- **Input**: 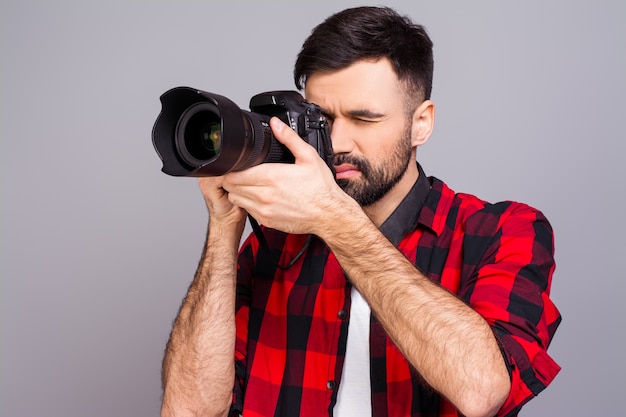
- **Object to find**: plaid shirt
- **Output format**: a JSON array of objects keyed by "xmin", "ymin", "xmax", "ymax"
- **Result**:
[{"xmin": 232, "ymin": 166, "xmax": 561, "ymax": 417}]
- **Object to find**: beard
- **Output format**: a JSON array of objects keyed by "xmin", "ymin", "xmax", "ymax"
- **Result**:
[{"xmin": 334, "ymin": 123, "xmax": 414, "ymax": 207}]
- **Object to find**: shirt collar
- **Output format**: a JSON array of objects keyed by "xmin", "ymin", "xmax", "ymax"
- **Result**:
[{"xmin": 379, "ymin": 163, "xmax": 430, "ymax": 246}]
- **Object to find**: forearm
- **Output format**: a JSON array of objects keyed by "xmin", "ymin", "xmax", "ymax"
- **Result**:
[
  {"xmin": 161, "ymin": 220, "xmax": 242, "ymax": 417},
  {"xmin": 320, "ymin": 207, "xmax": 510, "ymax": 417}
]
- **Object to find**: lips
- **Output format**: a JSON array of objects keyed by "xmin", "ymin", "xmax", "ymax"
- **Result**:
[{"xmin": 334, "ymin": 163, "xmax": 361, "ymax": 180}]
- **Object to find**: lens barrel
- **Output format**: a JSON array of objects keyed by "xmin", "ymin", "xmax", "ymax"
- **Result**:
[{"xmin": 152, "ymin": 87, "xmax": 285, "ymax": 177}]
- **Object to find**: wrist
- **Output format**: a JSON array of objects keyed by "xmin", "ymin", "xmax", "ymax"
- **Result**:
[
  {"xmin": 208, "ymin": 215, "xmax": 246, "ymax": 249},
  {"xmin": 316, "ymin": 195, "xmax": 373, "ymax": 247}
]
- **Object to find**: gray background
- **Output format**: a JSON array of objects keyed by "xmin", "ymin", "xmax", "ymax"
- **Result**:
[{"xmin": 1, "ymin": 0, "xmax": 624, "ymax": 416}]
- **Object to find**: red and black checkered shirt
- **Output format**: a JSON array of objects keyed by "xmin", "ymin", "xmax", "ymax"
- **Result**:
[{"xmin": 232, "ymin": 166, "xmax": 561, "ymax": 417}]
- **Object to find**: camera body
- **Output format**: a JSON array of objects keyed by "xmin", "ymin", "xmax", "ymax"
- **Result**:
[{"xmin": 152, "ymin": 87, "xmax": 334, "ymax": 177}]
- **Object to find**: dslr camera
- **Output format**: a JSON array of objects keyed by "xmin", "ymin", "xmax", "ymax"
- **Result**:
[{"xmin": 152, "ymin": 87, "xmax": 334, "ymax": 177}]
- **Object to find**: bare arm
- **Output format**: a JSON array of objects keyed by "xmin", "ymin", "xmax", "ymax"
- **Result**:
[
  {"xmin": 319, "ymin": 203, "xmax": 511, "ymax": 417},
  {"xmin": 161, "ymin": 178, "xmax": 247, "ymax": 417}
]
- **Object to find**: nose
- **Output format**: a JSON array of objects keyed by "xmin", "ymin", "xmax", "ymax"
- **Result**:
[{"xmin": 328, "ymin": 118, "xmax": 354, "ymax": 155}]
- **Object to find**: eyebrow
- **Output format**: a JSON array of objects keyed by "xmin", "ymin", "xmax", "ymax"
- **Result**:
[
  {"xmin": 347, "ymin": 109, "xmax": 386, "ymax": 119},
  {"xmin": 321, "ymin": 108, "xmax": 386, "ymax": 119}
]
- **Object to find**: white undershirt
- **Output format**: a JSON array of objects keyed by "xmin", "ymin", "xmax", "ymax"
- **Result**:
[{"xmin": 333, "ymin": 287, "xmax": 373, "ymax": 417}]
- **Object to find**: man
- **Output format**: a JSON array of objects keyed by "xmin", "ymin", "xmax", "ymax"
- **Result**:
[{"xmin": 160, "ymin": 6, "xmax": 561, "ymax": 417}]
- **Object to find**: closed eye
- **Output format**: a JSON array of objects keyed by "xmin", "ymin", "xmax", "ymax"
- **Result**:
[
  {"xmin": 320, "ymin": 109, "xmax": 385, "ymax": 126},
  {"xmin": 354, "ymin": 117, "xmax": 379, "ymax": 124}
]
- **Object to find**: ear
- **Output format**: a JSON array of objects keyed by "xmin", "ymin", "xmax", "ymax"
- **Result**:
[{"xmin": 410, "ymin": 100, "xmax": 435, "ymax": 148}]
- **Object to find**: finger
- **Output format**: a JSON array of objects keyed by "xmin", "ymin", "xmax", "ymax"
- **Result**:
[{"xmin": 197, "ymin": 177, "xmax": 224, "ymax": 201}]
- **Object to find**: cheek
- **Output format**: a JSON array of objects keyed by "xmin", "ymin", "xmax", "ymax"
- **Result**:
[{"xmin": 354, "ymin": 126, "xmax": 403, "ymax": 158}]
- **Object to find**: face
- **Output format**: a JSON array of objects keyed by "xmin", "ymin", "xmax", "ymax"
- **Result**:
[
  {"xmin": 305, "ymin": 58, "xmax": 418, "ymax": 207},
  {"xmin": 333, "ymin": 122, "xmax": 412, "ymax": 206}
]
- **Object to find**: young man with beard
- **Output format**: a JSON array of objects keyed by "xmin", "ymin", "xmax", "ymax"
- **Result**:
[{"xmin": 160, "ymin": 6, "xmax": 561, "ymax": 417}]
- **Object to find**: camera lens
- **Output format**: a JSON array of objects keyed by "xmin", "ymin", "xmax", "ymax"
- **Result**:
[
  {"xmin": 153, "ymin": 87, "xmax": 301, "ymax": 177},
  {"xmin": 175, "ymin": 103, "xmax": 222, "ymax": 166},
  {"xmin": 184, "ymin": 111, "xmax": 221, "ymax": 159}
]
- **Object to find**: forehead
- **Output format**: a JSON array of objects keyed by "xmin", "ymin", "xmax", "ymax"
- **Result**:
[{"xmin": 304, "ymin": 58, "xmax": 403, "ymax": 115}]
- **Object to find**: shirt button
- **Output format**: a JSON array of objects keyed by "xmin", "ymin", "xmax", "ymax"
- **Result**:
[
  {"xmin": 337, "ymin": 310, "xmax": 348, "ymax": 320},
  {"xmin": 327, "ymin": 380, "xmax": 337, "ymax": 390}
]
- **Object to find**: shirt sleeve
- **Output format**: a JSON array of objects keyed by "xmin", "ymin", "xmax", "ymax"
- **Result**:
[
  {"xmin": 461, "ymin": 201, "xmax": 562, "ymax": 416},
  {"xmin": 229, "ymin": 233, "xmax": 258, "ymax": 416}
]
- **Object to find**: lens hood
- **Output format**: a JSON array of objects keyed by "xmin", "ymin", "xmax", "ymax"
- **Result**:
[{"xmin": 152, "ymin": 87, "xmax": 255, "ymax": 176}]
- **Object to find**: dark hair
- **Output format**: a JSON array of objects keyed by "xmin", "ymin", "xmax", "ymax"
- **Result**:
[{"xmin": 294, "ymin": 6, "xmax": 434, "ymax": 107}]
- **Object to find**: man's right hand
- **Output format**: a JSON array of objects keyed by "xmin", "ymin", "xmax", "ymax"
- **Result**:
[{"xmin": 198, "ymin": 176, "xmax": 247, "ymax": 234}]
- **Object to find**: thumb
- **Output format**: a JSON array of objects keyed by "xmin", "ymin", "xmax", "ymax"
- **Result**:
[{"xmin": 269, "ymin": 117, "xmax": 315, "ymax": 161}]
